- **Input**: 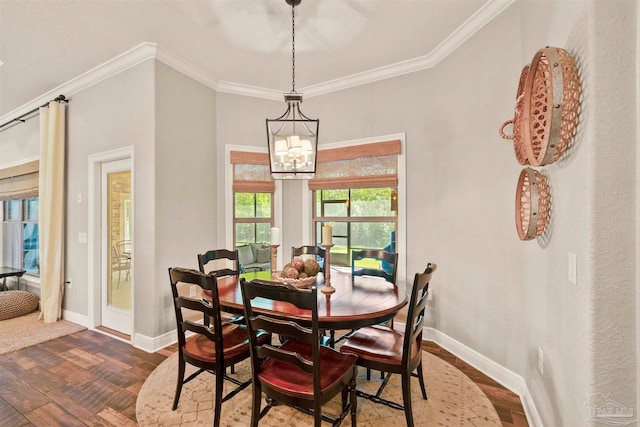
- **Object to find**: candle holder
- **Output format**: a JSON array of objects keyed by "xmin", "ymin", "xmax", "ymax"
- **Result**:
[
  {"xmin": 320, "ymin": 243, "xmax": 335, "ymax": 294},
  {"xmin": 270, "ymin": 244, "xmax": 279, "ymax": 278}
]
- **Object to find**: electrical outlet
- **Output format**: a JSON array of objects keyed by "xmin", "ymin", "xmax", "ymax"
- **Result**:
[
  {"xmin": 427, "ymin": 289, "xmax": 433, "ymax": 301},
  {"xmin": 189, "ymin": 285, "xmax": 197, "ymax": 297},
  {"xmin": 537, "ymin": 347, "xmax": 544, "ymax": 375},
  {"xmin": 66, "ymin": 279, "xmax": 72, "ymax": 289}
]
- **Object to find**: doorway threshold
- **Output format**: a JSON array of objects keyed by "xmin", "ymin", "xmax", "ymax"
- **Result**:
[{"xmin": 95, "ymin": 325, "xmax": 131, "ymax": 343}]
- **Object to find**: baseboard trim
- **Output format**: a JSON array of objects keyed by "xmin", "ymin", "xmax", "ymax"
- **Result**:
[
  {"xmin": 424, "ymin": 326, "xmax": 543, "ymax": 427},
  {"xmin": 134, "ymin": 329, "xmax": 176, "ymax": 353},
  {"xmin": 61, "ymin": 309, "xmax": 90, "ymax": 327}
]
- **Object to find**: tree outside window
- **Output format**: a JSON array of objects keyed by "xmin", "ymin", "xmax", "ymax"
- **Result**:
[
  {"xmin": 313, "ymin": 188, "xmax": 397, "ymax": 267},
  {"xmin": 234, "ymin": 192, "xmax": 272, "ymax": 246}
]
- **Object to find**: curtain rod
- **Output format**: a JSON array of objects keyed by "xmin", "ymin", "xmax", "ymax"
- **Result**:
[{"xmin": 0, "ymin": 95, "xmax": 68, "ymax": 133}]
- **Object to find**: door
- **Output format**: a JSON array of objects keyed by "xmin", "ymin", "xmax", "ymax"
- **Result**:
[{"xmin": 100, "ymin": 158, "xmax": 132, "ymax": 335}]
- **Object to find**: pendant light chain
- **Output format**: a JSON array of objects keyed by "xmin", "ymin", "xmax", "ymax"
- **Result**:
[{"xmin": 291, "ymin": 2, "xmax": 296, "ymax": 93}]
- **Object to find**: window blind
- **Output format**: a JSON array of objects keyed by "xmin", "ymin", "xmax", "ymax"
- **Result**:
[
  {"xmin": 230, "ymin": 151, "xmax": 275, "ymax": 193},
  {"xmin": 308, "ymin": 139, "xmax": 401, "ymax": 190},
  {"xmin": 0, "ymin": 160, "xmax": 39, "ymax": 201}
]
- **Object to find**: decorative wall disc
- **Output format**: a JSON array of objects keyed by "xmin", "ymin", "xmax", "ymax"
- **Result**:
[
  {"xmin": 522, "ymin": 46, "xmax": 581, "ymax": 166},
  {"xmin": 515, "ymin": 168, "xmax": 551, "ymax": 240},
  {"xmin": 499, "ymin": 65, "xmax": 530, "ymax": 165}
]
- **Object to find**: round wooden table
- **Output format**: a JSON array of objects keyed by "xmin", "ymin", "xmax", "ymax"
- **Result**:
[{"xmin": 215, "ymin": 268, "xmax": 407, "ymax": 330}]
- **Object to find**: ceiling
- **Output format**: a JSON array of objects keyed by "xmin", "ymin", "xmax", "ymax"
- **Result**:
[{"xmin": 0, "ymin": 0, "xmax": 513, "ymax": 119}]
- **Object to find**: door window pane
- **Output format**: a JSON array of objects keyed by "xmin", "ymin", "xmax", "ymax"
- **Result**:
[
  {"xmin": 313, "ymin": 188, "xmax": 397, "ymax": 267},
  {"xmin": 23, "ymin": 223, "xmax": 39, "ymax": 275},
  {"xmin": 236, "ymin": 223, "xmax": 256, "ymax": 245},
  {"xmin": 25, "ymin": 197, "xmax": 39, "ymax": 221},
  {"xmin": 5, "ymin": 200, "xmax": 20, "ymax": 221},
  {"xmin": 235, "ymin": 193, "xmax": 256, "ymax": 218},
  {"xmin": 255, "ymin": 193, "xmax": 272, "ymax": 218},
  {"xmin": 350, "ymin": 188, "xmax": 394, "ymax": 217}
]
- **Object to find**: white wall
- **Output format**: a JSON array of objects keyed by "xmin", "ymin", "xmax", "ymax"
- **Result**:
[
  {"xmin": 587, "ymin": 0, "xmax": 637, "ymax": 417},
  {"xmin": 4, "ymin": 57, "xmax": 219, "ymax": 340},
  {"xmin": 0, "ymin": 1, "xmax": 636, "ymax": 424},
  {"xmin": 66, "ymin": 59, "xmax": 156, "ymax": 331},
  {"xmin": 214, "ymin": 2, "xmax": 631, "ymax": 426},
  {"xmin": 214, "ymin": 92, "xmax": 281, "ymax": 245},
  {"xmin": 153, "ymin": 61, "xmax": 217, "ymax": 336}
]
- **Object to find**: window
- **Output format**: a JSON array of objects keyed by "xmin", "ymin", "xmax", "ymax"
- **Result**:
[
  {"xmin": 313, "ymin": 188, "xmax": 396, "ymax": 267},
  {"xmin": 3, "ymin": 197, "xmax": 39, "ymax": 275},
  {"xmin": 231, "ymin": 151, "xmax": 275, "ymax": 247},
  {"xmin": 234, "ymin": 192, "xmax": 273, "ymax": 246},
  {"xmin": 309, "ymin": 139, "xmax": 401, "ymax": 267}
]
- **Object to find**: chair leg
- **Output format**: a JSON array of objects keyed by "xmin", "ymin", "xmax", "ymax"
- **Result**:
[
  {"xmin": 250, "ymin": 382, "xmax": 261, "ymax": 427},
  {"xmin": 402, "ymin": 371, "xmax": 414, "ymax": 427},
  {"xmin": 214, "ymin": 367, "xmax": 224, "ymax": 427},
  {"xmin": 172, "ymin": 354, "xmax": 185, "ymax": 410},
  {"xmin": 350, "ymin": 374, "xmax": 357, "ymax": 427},
  {"xmin": 416, "ymin": 360, "xmax": 428, "ymax": 400}
]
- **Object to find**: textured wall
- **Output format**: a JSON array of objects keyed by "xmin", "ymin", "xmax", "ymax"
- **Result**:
[
  {"xmin": 64, "ymin": 60, "xmax": 156, "ymax": 325},
  {"xmin": 588, "ymin": 0, "xmax": 637, "ymax": 418}
]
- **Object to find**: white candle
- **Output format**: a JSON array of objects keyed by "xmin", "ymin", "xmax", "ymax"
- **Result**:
[
  {"xmin": 322, "ymin": 225, "xmax": 332, "ymax": 246},
  {"xmin": 270, "ymin": 227, "xmax": 280, "ymax": 245}
]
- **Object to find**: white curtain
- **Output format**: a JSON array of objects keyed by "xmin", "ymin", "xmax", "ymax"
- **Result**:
[{"xmin": 39, "ymin": 102, "xmax": 66, "ymax": 323}]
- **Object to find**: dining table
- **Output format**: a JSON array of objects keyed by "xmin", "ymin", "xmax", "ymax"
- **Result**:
[{"xmin": 214, "ymin": 268, "xmax": 407, "ymax": 331}]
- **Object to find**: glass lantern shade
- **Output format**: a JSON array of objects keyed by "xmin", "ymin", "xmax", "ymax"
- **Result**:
[{"xmin": 266, "ymin": 93, "xmax": 319, "ymax": 179}]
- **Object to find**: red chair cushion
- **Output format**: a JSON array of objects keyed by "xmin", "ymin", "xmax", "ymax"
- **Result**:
[
  {"xmin": 340, "ymin": 325, "xmax": 420, "ymax": 366},
  {"xmin": 183, "ymin": 324, "xmax": 266, "ymax": 362},
  {"xmin": 258, "ymin": 339, "xmax": 357, "ymax": 400}
]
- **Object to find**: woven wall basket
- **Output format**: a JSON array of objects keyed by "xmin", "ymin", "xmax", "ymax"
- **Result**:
[
  {"xmin": 522, "ymin": 46, "xmax": 581, "ymax": 166},
  {"xmin": 499, "ymin": 65, "xmax": 530, "ymax": 165},
  {"xmin": 515, "ymin": 168, "xmax": 551, "ymax": 241}
]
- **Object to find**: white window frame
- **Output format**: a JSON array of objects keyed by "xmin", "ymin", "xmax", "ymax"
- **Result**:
[
  {"xmin": 303, "ymin": 133, "xmax": 406, "ymax": 283},
  {"xmin": 225, "ymin": 144, "xmax": 283, "ymax": 253}
]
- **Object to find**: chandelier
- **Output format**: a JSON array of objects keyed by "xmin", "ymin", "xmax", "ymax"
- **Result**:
[{"xmin": 266, "ymin": 0, "xmax": 319, "ymax": 179}]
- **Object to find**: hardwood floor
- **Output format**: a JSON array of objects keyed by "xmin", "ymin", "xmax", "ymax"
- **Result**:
[
  {"xmin": 0, "ymin": 329, "xmax": 528, "ymax": 426},
  {"xmin": 423, "ymin": 341, "xmax": 529, "ymax": 427}
]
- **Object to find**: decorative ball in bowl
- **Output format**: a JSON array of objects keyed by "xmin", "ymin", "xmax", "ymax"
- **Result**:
[{"xmin": 275, "ymin": 257, "xmax": 321, "ymax": 288}]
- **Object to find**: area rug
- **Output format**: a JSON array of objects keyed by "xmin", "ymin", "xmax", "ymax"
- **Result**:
[
  {"xmin": 137, "ymin": 350, "xmax": 501, "ymax": 426},
  {"xmin": 0, "ymin": 311, "xmax": 86, "ymax": 355}
]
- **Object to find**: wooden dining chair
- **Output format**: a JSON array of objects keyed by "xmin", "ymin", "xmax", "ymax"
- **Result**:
[
  {"xmin": 328, "ymin": 248, "xmax": 399, "ymax": 350},
  {"xmin": 339, "ymin": 263, "xmax": 436, "ymax": 427},
  {"xmin": 240, "ymin": 278, "xmax": 358, "ymax": 427},
  {"xmin": 198, "ymin": 248, "xmax": 244, "ymax": 337},
  {"xmin": 168, "ymin": 267, "xmax": 270, "ymax": 427},
  {"xmin": 351, "ymin": 248, "xmax": 398, "ymax": 285},
  {"xmin": 291, "ymin": 245, "xmax": 326, "ymax": 271},
  {"xmin": 198, "ymin": 249, "xmax": 240, "ymax": 278}
]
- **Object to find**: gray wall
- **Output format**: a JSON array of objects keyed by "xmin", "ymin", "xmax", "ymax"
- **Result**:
[
  {"xmin": 65, "ymin": 59, "xmax": 155, "ymax": 330},
  {"xmin": 153, "ymin": 62, "xmax": 218, "ymax": 336},
  {"xmin": 214, "ymin": 2, "xmax": 636, "ymax": 426},
  {"xmin": 0, "ymin": 0, "xmax": 636, "ymax": 425}
]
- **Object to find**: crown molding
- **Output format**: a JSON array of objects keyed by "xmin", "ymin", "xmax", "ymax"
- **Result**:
[
  {"xmin": 0, "ymin": 0, "xmax": 514, "ymax": 122},
  {"xmin": 0, "ymin": 42, "xmax": 158, "ymax": 125},
  {"xmin": 300, "ymin": 0, "xmax": 515, "ymax": 98},
  {"xmin": 215, "ymin": 81, "xmax": 283, "ymax": 101},
  {"xmin": 154, "ymin": 44, "xmax": 218, "ymax": 91}
]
